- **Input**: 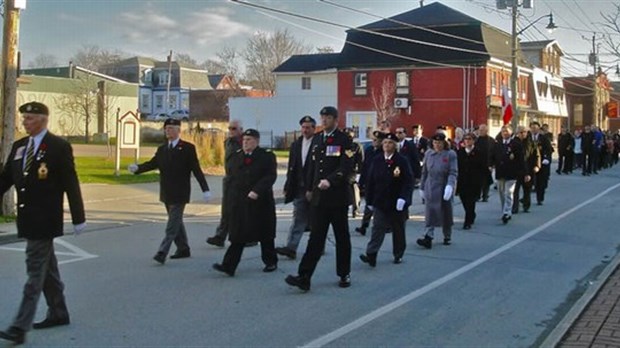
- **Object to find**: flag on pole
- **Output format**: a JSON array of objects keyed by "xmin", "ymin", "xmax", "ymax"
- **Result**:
[{"xmin": 501, "ymin": 84, "xmax": 513, "ymax": 125}]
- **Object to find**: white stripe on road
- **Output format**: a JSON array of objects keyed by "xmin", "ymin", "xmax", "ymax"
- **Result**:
[
  {"xmin": 0, "ymin": 238, "xmax": 98, "ymax": 265},
  {"xmin": 301, "ymin": 182, "xmax": 620, "ymax": 348}
]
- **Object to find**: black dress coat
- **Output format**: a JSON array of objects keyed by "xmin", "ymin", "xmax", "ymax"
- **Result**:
[
  {"xmin": 227, "ymin": 147, "xmax": 277, "ymax": 243},
  {"xmin": 283, "ymin": 136, "xmax": 313, "ymax": 203},
  {"xmin": 306, "ymin": 129, "xmax": 353, "ymax": 208},
  {"xmin": 365, "ymin": 153, "xmax": 413, "ymax": 213},
  {"xmin": 135, "ymin": 139, "xmax": 209, "ymax": 204},
  {"xmin": 0, "ymin": 132, "xmax": 85, "ymax": 240},
  {"xmin": 456, "ymin": 146, "xmax": 487, "ymax": 197},
  {"xmin": 398, "ymin": 140, "xmax": 421, "ymax": 179},
  {"xmin": 490, "ymin": 138, "xmax": 525, "ymax": 181}
]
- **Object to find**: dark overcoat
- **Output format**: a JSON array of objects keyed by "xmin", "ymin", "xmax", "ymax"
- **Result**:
[
  {"xmin": 490, "ymin": 138, "xmax": 525, "ymax": 181},
  {"xmin": 0, "ymin": 132, "xmax": 85, "ymax": 240},
  {"xmin": 365, "ymin": 152, "xmax": 413, "ymax": 213},
  {"xmin": 227, "ymin": 147, "xmax": 277, "ymax": 243},
  {"xmin": 283, "ymin": 136, "xmax": 313, "ymax": 203},
  {"xmin": 135, "ymin": 139, "xmax": 209, "ymax": 204},
  {"xmin": 456, "ymin": 146, "xmax": 487, "ymax": 197}
]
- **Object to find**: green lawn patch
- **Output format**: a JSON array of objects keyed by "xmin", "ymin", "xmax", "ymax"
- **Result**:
[
  {"xmin": 272, "ymin": 150, "xmax": 289, "ymax": 158},
  {"xmin": 76, "ymin": 157, "xmax": 160, "ymax": 184},
  {"xmin": 0, "ymin": 215, "xmax": 16, "ymax": 223}
]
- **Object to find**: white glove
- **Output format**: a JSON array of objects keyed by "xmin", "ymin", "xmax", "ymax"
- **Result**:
[
  {"xmin": 396, "ymin": 198, "xmax": 406, "ymax": 211},
  {"xmin": 203, "ymin": 191, "xmax": 212, "ymax": 202},
  {"xmin": 443, "ymin": 185, "xmax": 453, "ymax": 201},
  {"xmin": 542, "ymin": 159, "xmax": 550, "ymax": 165},
  {"xmin": 74, "ymin": 222, "xmax": 87, "ymax": 236},
  {"xmin": 367, "ymin": 205, "xmax": 374, "ymax": 212},
  {"xmin": 128, "ymin": 164, "xmax": 138, "ymax": 173},
  {"xmin": 419, "ymin": 190, "xmax": 425, "ymax": 200}
]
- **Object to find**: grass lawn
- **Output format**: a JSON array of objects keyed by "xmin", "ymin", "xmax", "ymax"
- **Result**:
[
  {"xmin": 272, "ymin": 149, "xmax": 289, "ymax": 158},
  {"xmin": 76, "ymin": 157, "xmax": 160, "ymax": 184},
  {"xmin": 0, "ymin": 215, "xmax": 16, "ymax": 223}
]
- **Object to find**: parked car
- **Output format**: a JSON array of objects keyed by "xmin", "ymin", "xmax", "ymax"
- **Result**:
[
  {"xmin": 170, "ymin": 109, "xmax": 190, "ymax": 121},
  {"xmin": 147, "ymin": 113, "xmax": 170, "ymax": 122}
]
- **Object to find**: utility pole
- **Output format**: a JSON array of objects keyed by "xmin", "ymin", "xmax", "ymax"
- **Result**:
[
  {"xmin": 166, "ymin": 49, "xmax": 172, "ymax": 115},
  {"xmin": 509, "ymin": 0, "xmax": 519, "ymax": 130},
  {"xmin": 0, "ymin": 0, "xmax": 25, "ymax": 216}
]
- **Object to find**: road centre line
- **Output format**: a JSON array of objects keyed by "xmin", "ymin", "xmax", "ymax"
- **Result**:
[{"xmin": 301, "ymin": 182, "xmax": 620, "ymax": 348}]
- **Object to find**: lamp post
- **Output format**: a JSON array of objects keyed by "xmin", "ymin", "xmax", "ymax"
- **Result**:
[{"xmin": 509, "ymin": 5, "xmax": 557, "ymax": 129}]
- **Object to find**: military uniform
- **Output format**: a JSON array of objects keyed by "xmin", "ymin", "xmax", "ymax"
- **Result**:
[
  {"xmin": 362, "ymin": 139, "xmax": 413, "ymax": 265},
  {"xmin": 0, "ymin": 102, "xmax": 85, "ymax": 342},
  {"xmin": 215, "ymin": 139, "xmax": 278, "ymax": 275},
  {"xmin": 134, "ymin": 124, "xmax": 210, "ymax": 261}
]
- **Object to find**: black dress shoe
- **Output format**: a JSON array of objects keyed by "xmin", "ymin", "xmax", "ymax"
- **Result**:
[
  {"xmin": 0, "ymin": 326, "xmax": 25, "ymax": 344},
  {"xmin": 537, "ymin": 201, "xmax": 543, "ymax": 206},
  {"xmin": 153, "ymin": 252, "xmax": 166, "ymax": 264},
  {"xmin": 416, "ymin": 235, "xmax": 432, "ymax": 249},
  {"xmin": 354, "ymin": 227, "xmax": 366, "ymax": 236},
  {"xmin": 33, "ymin": 317, "xmax": 70, "ymax": 329},
  {"xmin": 212, "ymin": 263, "xmax": 235, "ymax": 276},
  {"xmin": 285, "ymin": 274, "xmax": 310, "ymax": 291},
  {"xmin": 359, "ymin": 254, "xmax": 376, "ymax": 267},
  {"xmin": 263, "ymin": 264, "xmax": 277, "ymax": 272},
  {"xmin": 443, "ymin": 238, "xmax": 451, "ymax": 245},
  {"xmin": 169, "ymin": 249, "xmax": 191, "ymax": 259},
  {"xmin": 338, "ymin": 275, "xmax": 351, "ymax": 288},
  {"xmin": 275, "ymin": 247, "xmax": 297, "ymax": 260},
  {"xmin": 206, "ymin": 236, "xmax": 225, "ymax": 247},
  {"xmin": 463, "ymin": 224, "xmax": 471, "ymax": 230},
  {"xmin": 393, "ymin": 257, "xmax": 403, "ymax": 264},
  {"xmin": 501, "ymin": 214, "xmax": 511, "ymax": 224}
]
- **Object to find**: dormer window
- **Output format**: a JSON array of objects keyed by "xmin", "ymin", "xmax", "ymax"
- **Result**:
[{"xmin": 159, "ymin": 71, "xmax": 169, "ymax": 86}]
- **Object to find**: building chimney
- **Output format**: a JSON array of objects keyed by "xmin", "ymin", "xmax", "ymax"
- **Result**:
[{"xmin": 420, "ymin": 0, "xmax": 424, "ymax": 7}]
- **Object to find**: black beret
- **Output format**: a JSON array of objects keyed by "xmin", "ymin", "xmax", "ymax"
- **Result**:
[
  {"xmin": 436, "ymin": 125, "xmax": 447, "ymax": 130},
  {"xmin": 431, "ymin": 133, "xmax": 446, "ymax": 141},
  {"xmin": 319, "ymin": 106, "xmax": 338, "ymax": 118},
  {"xmin": 164, "ymin": 118, "xmax": 181, "ymax": 127},
  {"xmin": 19, "ymin": 102, "xmax": 49, "ymax": 115},
  {"xmin": 384, "ymin": 133, "xmax": 399, "ymax": 142},
  {"xmin": 299, "ymin": 115, "xmax": 316, "ymax": 125},
  {"xmin": 529, "ymin": 121, "xmax": 541, "ymax": 127},
  {"xmin": 243, "ymin": 128, "xmax": 260, "ymax": 138},
  {"xmin": 372, "ymin": 130, "xmax": 387, "ymax": 139}
]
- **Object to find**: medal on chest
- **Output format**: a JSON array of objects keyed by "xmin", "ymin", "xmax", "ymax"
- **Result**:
[
  {"xmin": 393, "ymin": 166, "xmax": 401, "ymax": 178},
  {"xmin": 38, "ymin": 162, "xmax": 48, "ymax": 180}
]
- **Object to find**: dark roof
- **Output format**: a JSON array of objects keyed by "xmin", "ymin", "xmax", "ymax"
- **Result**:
[
  {"xmin": 273, "ymin": 53, "xmax": 341, "ymax": 73},
  {"xmin": 358, "ymin": 2, "xmax": 481, "ymax": 30},
  {"xmin": 208, "ymin": 74, "xmax": 225, "ymax": 87}
]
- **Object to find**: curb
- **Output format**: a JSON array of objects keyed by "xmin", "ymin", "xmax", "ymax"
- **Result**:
[{"xmin": 540, "ymin": 250, "xmax": 620, "ymax": 347}]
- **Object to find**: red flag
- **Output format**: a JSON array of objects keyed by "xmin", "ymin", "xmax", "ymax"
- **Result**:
[{"xmin": 501, "ymin": 84, "xmax": 513, "ymax": 125}]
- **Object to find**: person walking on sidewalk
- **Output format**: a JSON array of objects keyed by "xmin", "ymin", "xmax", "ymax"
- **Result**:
[
  {"xmin": 129, "ymin": 118, "xmax": 211, "ymax": 264},
  {"xmin": 276, "ymin": 116, "xmax": 317, "ymax": 260},
  {"xmin": 0, "ymin": 102, "xmax": 86, "ymax": 345},
  {"xmin": 359, "ymin": 133, "xmax": 413, "ymax": 267},
  {"xmin": 416, "ymin": 133, "xmax": 458, "ymax": 249},
  {"xmin": 490, "ymin": 125, "xmax": 524, "ymax": 224},
  {"xmin": 456, "ymin": 132, "xmax": 486, "ymax": 230},
  {"xmin": 212, "ymin": 129, "xmax": 278, "ymax": 276},
  {"xmin": 206, "ymin": 120, "xmax": 243, "ymax": 247},
  {"xmin": 285, "ymin": 106, "xmax": 354, "ymax": 291}
]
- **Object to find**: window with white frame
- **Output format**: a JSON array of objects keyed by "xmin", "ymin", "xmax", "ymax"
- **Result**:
[
  {"xmin": 155, "ymin": 95, "xmax": 163, "ymax": 109},
  {"xmin": 491, "ymin": 71, "xmax": 497, "ymax": 95},
  {"xmin": 158, "ymin": 71, "xmax": 169, "ymax": 86},
  {"xmin": 396, "ymin": 71, "xmax": 409, "ymax": 95},
  {"xmin": 141, "ymin": 93, "xmax": 150, "ymax": 110},
  {"xmin": 302, "ymin": 76, "xmax": 311, "ymax": 90},
  {"xmin": 354, "ymin": 72, "xmax": 367, "ymax": 96},
  {"xmin": 168, "ymin": 94, "xmax": 177, "ymax": 110}
]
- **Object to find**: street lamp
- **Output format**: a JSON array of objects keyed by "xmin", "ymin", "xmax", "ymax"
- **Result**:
[{"xmin": 510, "ymin": 8, "xmax": 557, "ymax": 129}]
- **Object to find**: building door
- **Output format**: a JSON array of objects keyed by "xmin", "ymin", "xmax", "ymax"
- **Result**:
[{"xmin": 346, "ymin": 111, "xmax": 377, "ymax": 140}]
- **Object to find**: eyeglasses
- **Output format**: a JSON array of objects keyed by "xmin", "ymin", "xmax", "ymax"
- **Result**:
[{"xmin": 395, "ymin": 131, "xmax": 404, "ymax": 134}]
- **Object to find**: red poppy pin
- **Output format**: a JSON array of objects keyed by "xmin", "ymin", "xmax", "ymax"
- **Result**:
[
  {"xmin": 442, "ymin": 157, "xmax": 448, "ymax": 163},
  {"xmin": 244, "ymin": 157, "xmax": 252, "ymax": 165},
  {"xmin": 386, "ymin": 159, "xmax": 394, "ymax": 166},
  {"xmin": 39, "ymin": 143, "xmax": 47, "ymax": 151},
  {"xmin": 326, "ymin": 137, "xmax": 334, "ymax": 144}
]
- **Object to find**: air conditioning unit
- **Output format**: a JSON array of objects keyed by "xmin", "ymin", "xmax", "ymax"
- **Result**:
[{"xmin": 394, "ymin": 98, "xmax": 409, "ymax": 109}]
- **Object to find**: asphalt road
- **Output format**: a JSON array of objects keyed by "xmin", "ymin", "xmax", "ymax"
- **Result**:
[{"xmin": 1, "ymin": 167, "xmax": 620, "ymax": 347}]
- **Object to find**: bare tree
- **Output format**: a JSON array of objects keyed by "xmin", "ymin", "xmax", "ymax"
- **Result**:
[
  {"xmin": 70, "ymin": 45, "xmax": 127, "ymax": 71},
  {"xmin": 242, "ymin": 29, "xmax": 311, "ymax": 93},
  {"xmin": 54, "ymin": 73, "xmax": 99, "ymax": 143},
  {"xmin": 602, "ymin": 5, "xmax": 620, "ymax": 58},
  {"xmin": 27, "ymin": 53, "xmax": 59, "ymax": 68},
  {"xmin": 175, "ymin": 52, "xmax": 201, "ymax": 69},
  {"xmin": 370, "ymin": 77, "xmax": 399, "ymax": 127}
]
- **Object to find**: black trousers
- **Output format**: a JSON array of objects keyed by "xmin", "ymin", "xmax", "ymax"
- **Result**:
[
  {"xmin": 298, "ymin": 205, "xmax": 351, "ymax": 278},
  {"xmin": 582, "ymin": 152, "xmax": 593, "ymax": 174},
  {"xmin": 480, "ymin": 169, "xmax": 493, "ymax": 200},
  {"xmin": 558, "ymin": 152, "xmax": 573, "ymax": 173},
  {"xmin": 222, "ymin": 238, "xmax": 277, "ymax": 272},
  {"xmin": 459, "ymin": 191, "xmax": 478, "ymax": 225},
  {"xmin": 535, "ymin": 166, "xmax": 550, "ymax": 203},
  {"xmin": 513, "ymin": 177, "xmax": 532, "ymax": 212},
  {"xmin": 358, "ymin": 205, "xmax": 373, "ymax": 229}
]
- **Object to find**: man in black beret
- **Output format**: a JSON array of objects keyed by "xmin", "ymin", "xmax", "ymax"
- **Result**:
[
  {"xmin": 0, "ymin": 102, "xmax": 86, "ymax": 344},
  {"xmin": 129, "ymin": 118, "xmax": 211, "ymax": 264},
  {"xmin": 213, "ymin": 129, "xmax": 278, "ymax": 275},
  {"xmin": 286, "ymin": 106, "xmax": 354, "ymax": 291},
  {"xmin": 277, "ymin": 116, "xmax": 316, "ymax": 260}
]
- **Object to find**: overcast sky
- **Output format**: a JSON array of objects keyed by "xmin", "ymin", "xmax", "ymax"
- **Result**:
[{"xmin": 15, "ymin": 0, "xmax": 620, "ymax": 76}]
